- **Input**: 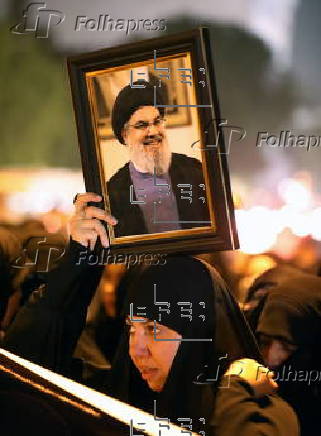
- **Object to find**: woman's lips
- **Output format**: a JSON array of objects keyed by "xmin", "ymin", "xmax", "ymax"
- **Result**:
[{"xmin": 140, "ymin": 368, "xmax": 158, "ymax": 380}]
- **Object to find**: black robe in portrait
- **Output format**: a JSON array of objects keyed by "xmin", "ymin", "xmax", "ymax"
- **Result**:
[{"xmin": 107, "ymin": 153, "xmax": 210, "ymax": 237}]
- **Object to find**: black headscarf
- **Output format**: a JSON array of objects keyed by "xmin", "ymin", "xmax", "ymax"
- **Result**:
[
  {"xmin": 0, "ymin": 227, "xmax": 29, "ymax": 325},
  {"xmin": 108, "ymin": 256, "xmax": 261, "ymax": 430},
  {"xmin": 257, "ymin": 274, "xmax": 321, "ymax": 349},
  {"xmin": 243, "ymin": 265, "xmax": 303, "ymax": 332},
  {"xmin": 245, "ymin": 267, "xmax": 321, "ymax": 436}
]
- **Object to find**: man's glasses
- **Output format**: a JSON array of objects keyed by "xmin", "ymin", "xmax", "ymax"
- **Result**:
[{"xmin": 126, "ymin": 118, "xmax": 166, "ymax": 131}]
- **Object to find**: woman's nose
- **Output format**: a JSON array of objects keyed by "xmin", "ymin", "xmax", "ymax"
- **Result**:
[{"xmin": 131, "ymin": 330, "xmax": 149, "ymax": 357}]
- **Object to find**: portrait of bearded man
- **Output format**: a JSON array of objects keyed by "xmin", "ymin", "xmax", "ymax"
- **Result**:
[{"xmin": 107, "ymin": 80, "xmax": 210, "ymax": 238}]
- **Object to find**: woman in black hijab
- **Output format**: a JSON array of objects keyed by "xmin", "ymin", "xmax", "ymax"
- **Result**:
[
  {"xmin": 108, "ymin": 256, "xmax": 298, "ymax": 435},
  {"xmin": 244, "ymin": 266, "xmax": 321, "ymax": 436},
  {"xmin": 4, "ymin": 195, "xmax": 299, "ymax": 435}
]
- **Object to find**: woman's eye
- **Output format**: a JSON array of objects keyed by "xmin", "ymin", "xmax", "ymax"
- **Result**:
[
  {"xmin": 259, "ymin": 335, "xmax": 271, "ymax": 347},
  {"xmin": 153, "ymin": 326, "xmax": 161, "ymax": 335},
  {"xmin": 146, "ymin": 324, "xmax": 160, "ymax": 335},
  {"xmin": 260, "ymin": 339, "xmax": 269, "ymax": 346},
  {"xmin": 281, "ymin": 342, "xmax": 297, "ymax": 353},
  {"xmin": 127, "ymin": 324, "xmax": 136, "ymax": 334}
]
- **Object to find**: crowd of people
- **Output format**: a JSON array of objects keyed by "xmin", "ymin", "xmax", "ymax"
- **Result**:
[{"xmin": 0, "ymin": 192, "xmax": 320, "ymax": 435}]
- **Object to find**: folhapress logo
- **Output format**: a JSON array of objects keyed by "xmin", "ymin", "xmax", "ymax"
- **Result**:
[{"xmin": 11, "ymin": 2, "xmax": 65, "ymax": 38}]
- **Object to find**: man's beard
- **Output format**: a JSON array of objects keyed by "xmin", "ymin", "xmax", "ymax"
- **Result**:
[{"xmin": 128, "ymin": 134, "xmax": 172, "ymax": 176}]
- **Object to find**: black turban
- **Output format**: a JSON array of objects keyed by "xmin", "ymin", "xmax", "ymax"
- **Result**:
[{"xmin": 111, "ymin": 80, "xmax": 165, "ymax": 144}]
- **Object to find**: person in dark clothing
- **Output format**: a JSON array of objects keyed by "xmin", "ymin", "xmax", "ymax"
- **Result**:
[
  {"xmin": 3, "ymin": 194, "xmax": 299, "ymax": 435},
  {"xmin": 243, "ymin": 265, "xmax": 302, "ymax": 333},
  {"xmin": 0, "ymin": 390, "xmax": 70, "ymax": 436},
  {"xmin": 2, "ymin": 240, "xmax": 103, "ymax": 378},
  {"xmin": 244, "ymin": 266, "xmax": 321, "ymax": 436},
  {"xmin": 109, "ymin": 256, "xmax": 298, "ymax": 435},
  {"xmin": 0, "ymin": 226, "xmax": 31, "ymax": 337},
  {"xmin": 108, "ymin": 81, "xmax": 210, "ymax": 237}
]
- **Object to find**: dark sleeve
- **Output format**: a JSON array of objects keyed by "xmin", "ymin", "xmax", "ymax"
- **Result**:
[
  {"xmin": 3, "ymin": 240, "xmax": 104, "ymax": 375},
  {"xmin": 212, "ymin": 376, "xmax": 299, "ymax": 436},
  {"xmin": 107, "ymin": 170, "xmax": 147, "ymax": 238}
]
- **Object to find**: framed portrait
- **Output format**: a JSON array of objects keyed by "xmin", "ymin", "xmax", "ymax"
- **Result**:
[{"xmin": 68, "ymin": 28, "xmax": 239, "ymax": 254}]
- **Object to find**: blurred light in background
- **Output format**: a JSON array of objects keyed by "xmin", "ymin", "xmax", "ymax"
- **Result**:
[
  {"xmin": 310, "ymin": 207, "xmax": 321, "ymax": 241},
  {"xmin": 235, "ymin": 177, "xmax": 321, "ymax": 255},
  {"xmin": 1, "ymin": 171, "xmax": 320, "ymax": 257},
  {"xmin": 0, "ymin": 169, "xmax": 84, "ymax": 222},
  {"xmin": 236, "ymin": 207, "xmax": 281, "ymax": 254},
  {"xmin": 278, "ymin": 178, "xmax": 311, "ymax": 211}
]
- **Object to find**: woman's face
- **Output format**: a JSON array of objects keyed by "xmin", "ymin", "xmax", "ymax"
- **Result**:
[
  {"xmin": 259, "ymin": 334, "xmax": 298, "ymax": 369},
  {"xmin": 127, "ymin": 317, "xmax": 181, "ymax": 392}
]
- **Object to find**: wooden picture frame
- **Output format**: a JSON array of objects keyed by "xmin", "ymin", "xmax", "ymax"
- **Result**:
[{"xmin": 68, "ymin": 27, "xmax": 239, "ymax": 255}]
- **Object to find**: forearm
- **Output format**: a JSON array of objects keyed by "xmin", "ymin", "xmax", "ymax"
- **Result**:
[
  {"xmin": 213, "ymin": 376, "xmax": 299, "ymax": 436},
  {"xmin": 3, "ymin": 240, "xmax": 104, "ymax": 372},
  {"xmin": 42, "ymin": 239, "xmax": 104, "ymax": 310}
]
